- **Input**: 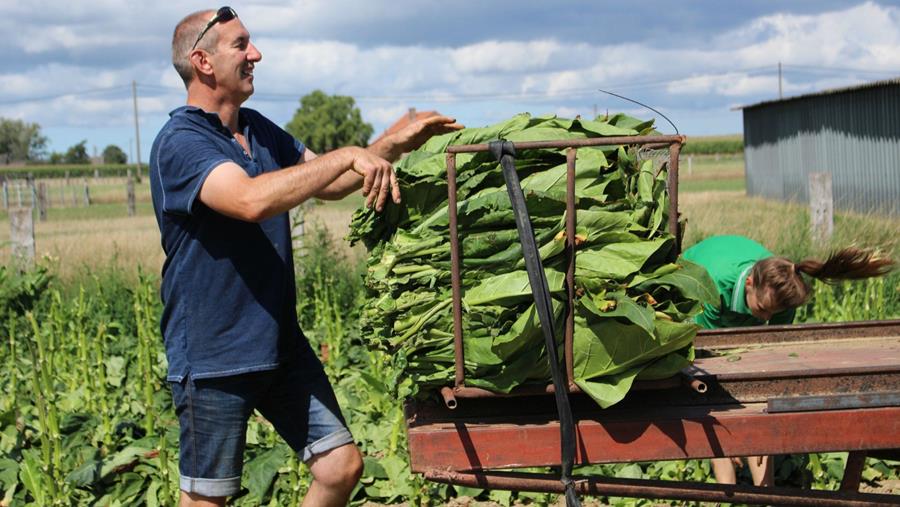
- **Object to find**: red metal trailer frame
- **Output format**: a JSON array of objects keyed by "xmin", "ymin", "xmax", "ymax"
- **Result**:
[{"xmin": 405, "ymin": 135, "xmax": 900, "ymax": 505}]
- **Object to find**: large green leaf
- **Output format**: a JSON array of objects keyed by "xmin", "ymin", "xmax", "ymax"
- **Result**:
[
  {"xmin": 464, "ymin": 269, "xmax": 566, "ymax": 306},
  {"xmin": 245, "ymin": 445, "xmax": 290, "ymax": 501}
]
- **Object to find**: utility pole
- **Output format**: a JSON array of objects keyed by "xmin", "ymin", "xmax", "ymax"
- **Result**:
[
  {"xmin": 778, "ymin": 62, "xmax": 783, "ymax": 99},
  {"xmin": 132, "ymin": 80, "xmax": 143, "ymax": 175}
]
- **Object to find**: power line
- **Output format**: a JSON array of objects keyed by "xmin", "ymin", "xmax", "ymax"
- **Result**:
[
  {"xmin": 2, "ymin": 64, "xmax": 896, "ymax": 107},
  {"xmin": 0, "ymin": 85, "xmax": 132, "ymax": 105},
  {"xmin": 781, "ymin": 63, "xmax": 899, "ymax": 76}
]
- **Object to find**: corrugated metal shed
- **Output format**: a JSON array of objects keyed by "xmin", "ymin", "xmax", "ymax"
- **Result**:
[{"xmin": 740, "ymin": 78, "xmax": 900, "ymax": 216}]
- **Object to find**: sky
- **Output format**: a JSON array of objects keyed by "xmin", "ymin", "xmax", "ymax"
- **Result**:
[{"xmin": 2, "ymin": 0, "xmax": 899, "ymax": 162}]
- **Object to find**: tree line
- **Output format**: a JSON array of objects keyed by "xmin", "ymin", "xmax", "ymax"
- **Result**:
[{"xmin": 1, "ymin": 89, "xmax": 376, "ymax": 166}]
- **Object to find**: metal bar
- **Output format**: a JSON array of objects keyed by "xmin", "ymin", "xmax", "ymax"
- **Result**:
[
  {"xmin": 436, "ymin": 375, "xmax": 684, "ymax": 400},
  {"xmin": 565, "ymin": 148, "xmax": 577, "ymax": 389},
  {"xmin": 768, "ymin": 392, "xmax": 900, "ymax": 413},
  {"xmin": 695, "ymin": 320, "xmax": 900, "ymax": 350},
  {"xmin": 667, "ymin": 141, "xmax": 682, "ymax": 255},
  {"xmin": 446, "ymin": 152, "xmax": 465, "ymax": 389},
  {"xmin": 447, "ymin": 135, "xmax": 686, "ymax": 153},
  {"xmin": 425, "ymin": 470, "xmax": 900, "ymax": 507},
  {"xmin": 841, "ymin": 451, "xmax": 867, "ymax": 492},
  {"xmin": 407, "ymin": 404, "xmax": 900, "ymax": 471}
]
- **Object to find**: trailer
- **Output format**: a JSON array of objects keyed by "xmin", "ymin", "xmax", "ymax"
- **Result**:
[{"xmin": 404, "ymin": 135, "xmax": 900, "ymax": 506}]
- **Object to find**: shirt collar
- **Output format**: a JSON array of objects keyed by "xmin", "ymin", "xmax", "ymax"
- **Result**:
[
  {"xmin": 171, "ymin": 105, "xmax": 244, "ymax": 136},
  {"xmin": 732, "ymin": 265, "xmax": 753, "ymax": 315}
]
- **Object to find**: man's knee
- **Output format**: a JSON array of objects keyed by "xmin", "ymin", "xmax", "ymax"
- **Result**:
[{"xmin": 310, "ymin": 443, "xmax": 363, "ymax": 489}]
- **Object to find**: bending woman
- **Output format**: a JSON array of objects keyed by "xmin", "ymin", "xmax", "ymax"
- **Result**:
[{"xmin": 682, "ymin": 235, "xmax": 894, "ymax": 486}]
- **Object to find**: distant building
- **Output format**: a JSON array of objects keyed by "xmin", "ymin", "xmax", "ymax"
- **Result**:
[
  {"xmin": 371, "ymin": 108, "xmax": 441, "ymax": 150},
  {"xmin": 738, "ymin": 78, "xmax": 900, "ymax": 216}
]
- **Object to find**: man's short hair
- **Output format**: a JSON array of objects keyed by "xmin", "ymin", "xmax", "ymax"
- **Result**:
[{"xmin": 172, "ymin": 10, "xmax": 219, "ymax": 88}]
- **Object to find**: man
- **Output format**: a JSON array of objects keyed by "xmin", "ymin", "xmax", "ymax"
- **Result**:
[{"xmin": 150, "ymin": 7, "xmax": 462, "ymax": 506}]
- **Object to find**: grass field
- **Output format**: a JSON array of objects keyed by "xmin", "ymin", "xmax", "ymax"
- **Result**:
[
  {"xmin": 1, "ymin": 155, "xmax": 898, "ymax": 505},
  {"xmin": 2, "ymin": 155, "xmax": 897, "ymax": 281}
]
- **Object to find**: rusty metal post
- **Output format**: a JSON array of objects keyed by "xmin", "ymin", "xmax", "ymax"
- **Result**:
[
  {"xmin": 446, "ymin": 152, "xmax": 465, "ymax": 390},
  {"xmin": 667, "ymin": 139, "xmax": 682, "ymax": 255},
  {"xmin": 840, "ymin": 451, "xmax": 867, "ymax": 492},
  {"xmin": 565, "ymin": 148, "xmax": 577, "ymax": 390}
]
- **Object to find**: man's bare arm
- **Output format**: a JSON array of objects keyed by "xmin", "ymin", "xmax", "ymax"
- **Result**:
[
  {"xmin": 198, "ymin": 146, "xmax": 394, "ymax": 222},
  {"xmin": 314, "ymin": 115, "xmax": 464, "ymax": 201}
]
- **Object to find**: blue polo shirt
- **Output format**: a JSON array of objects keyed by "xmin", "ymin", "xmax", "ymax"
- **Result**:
[{"xmin": 149, "ymin": 105, "xmax": 306, "ymax": 382}]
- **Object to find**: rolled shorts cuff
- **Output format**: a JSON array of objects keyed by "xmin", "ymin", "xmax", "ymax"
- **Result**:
[
  {"xmin": 180, "ymin": 475, "xmax": 241, "ymax": 498},
  {"xmin": 302, "ymin": 427, "xmax": 354, "ymax": 462}
]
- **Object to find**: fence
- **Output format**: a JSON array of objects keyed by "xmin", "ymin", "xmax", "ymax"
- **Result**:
[{"xmin": 1, "ymin": 171, "xmax": 140, "ymax": 220}]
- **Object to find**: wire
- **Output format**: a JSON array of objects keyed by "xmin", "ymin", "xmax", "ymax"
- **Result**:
[
  {"xmin": 597, "ymin": 89, "xmax": 679, "ymax": 135},
  {"xmin": 0, "ymin": 85, "xmax": 132, "ymax": 105},
  {"xmin": 781, "ymin": 64, "xmax": 898, "ymax": 76}
]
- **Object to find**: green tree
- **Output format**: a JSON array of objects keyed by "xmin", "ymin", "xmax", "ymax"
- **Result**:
[
  {"xmin": 64, "ymin": 140, "xmax": 90, "ymax": 165},
  {"xmin": 102, "ymin": 144, "xmax": 128, "ymax": 164},
  {"xmin": 0, "ymin": 117, "xmax": 48, "ymax": 162},
  {"xmin": 284, "ymin": 90, "xmax": 374, "ymax": 153}
]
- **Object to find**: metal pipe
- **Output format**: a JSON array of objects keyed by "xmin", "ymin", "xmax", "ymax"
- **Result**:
[
  {"xmin": 840, "ymin": 451, "xmax": 867, "ymax": 492},
  {"xmin": 667, "ymin": 141, "xmax": 682, "ymax": 255},
  {"xmin": 447, "ymin": 135, "xmax": 687, "ymax": 153},
  {"xmin": 682, "ymin": 374, "xmax": 708, "ymax": 394},
  {"xmin": 565, "ymin": 148, "xmax": 577, "ymax": 390},
  {"xmin": 696, "ymin": 319, "xmax": 900, "ymax": 349},
  {"xmin": 424, "ymin": 470, "xmax": 900, "ymax": 507},
  {"xmin": 440, "ymin": 387, "xmax": 458, "ymax": 410},
  {"xmin": 446, "ymin": 152, "xmax": 465, "ymax": 389}
]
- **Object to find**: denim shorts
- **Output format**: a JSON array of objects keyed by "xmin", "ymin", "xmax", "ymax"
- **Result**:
[{"xmin": 170, "ymin": 341, "xmax": 354, "ymax": 497}]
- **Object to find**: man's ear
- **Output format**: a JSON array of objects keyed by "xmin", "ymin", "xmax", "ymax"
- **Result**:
[
  {"xmin": 745, "ymin": 275, "xmax": 754, "ymax": 289},
  {"xmin": 189, "ymin": 50, "xmax": 214, "ymax": 77}
]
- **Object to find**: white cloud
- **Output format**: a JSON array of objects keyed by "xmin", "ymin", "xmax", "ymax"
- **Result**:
[{"xmin": 2, "ymin": 1, "xmax": 899, "ymax": 154}]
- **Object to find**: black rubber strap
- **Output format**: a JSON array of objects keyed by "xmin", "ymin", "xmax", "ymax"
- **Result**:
[{"xmin": 490, "ymin": 140, "xmax": 581, "ymax": 507}]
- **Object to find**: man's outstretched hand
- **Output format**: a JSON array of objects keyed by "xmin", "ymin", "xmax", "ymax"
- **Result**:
[{"xmin": 388, "ymin": 115, "xmax": 464, "ymax": 158}]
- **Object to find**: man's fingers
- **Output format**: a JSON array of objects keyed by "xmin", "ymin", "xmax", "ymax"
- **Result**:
[
  {"xmin": 367, "ymin": 169, "xmax": 383, "ymax": 208},
  {"xmin": 390, "ymin": 168, "xmax": 401, "ymax": 204},
  {"xmin": 376, "ymin": 165, "xmax": 391, "ymax": 211},
  {"xmin": 360, "ymin": 165, "xmax": 374, "ymax": 196}
]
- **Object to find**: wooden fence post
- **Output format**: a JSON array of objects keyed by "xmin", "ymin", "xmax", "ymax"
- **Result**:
[
  {"xmin": 10, "ymin": 207, "xmax": 35, "ymax": 272},
  {"xmin": 1, "ymin": 177, "xmax": 7, "ymax": 209},
  {"xmin": 290, "ymin": 203, "xmax": 307, "ymax": 254},
  {"xmin": 83, "ymin": 177, "xmax": 91, "ymax": 206},
  {"xmin": 809, "ymin": 172, "xmax": 833, "ymax": 245},
  {"xmin": 127, "ymin": 170, "xmax": 136, "ymax": 216},
  {"xmin": 37, "ymin": 182, "xmax": 47, "ymax": 221}
]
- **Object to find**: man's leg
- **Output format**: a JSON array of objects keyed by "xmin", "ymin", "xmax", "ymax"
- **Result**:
[
  {"xmin": 711, "ymin": 457, "xmax": 738, "ymax": 484},
  {"xmin": 303, "ymin": 443, "xmax": 364, "ymax": 507},
  {"xmin": 259, "ymin": 341, "xmax": 359, "ymax": 506},
  {"xmin": 171, "ymin": 375, "xmax": 260, "ymax": 504},
  {"xmin": 747, "ymin": 455, "xmax": 774, "ymax": 486},
  {"xmin": 180, "ymin": 491, "xmax": 227, "ymax": 507}
]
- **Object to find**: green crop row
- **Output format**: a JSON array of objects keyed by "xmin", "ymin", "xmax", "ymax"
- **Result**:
[
  {"xmin": 681, "ymin": 135, "xmax": 744, "ymax": 155},
  {"xmin": 0, "ymin": 226, "xmax": 897, "ymax": 505}
]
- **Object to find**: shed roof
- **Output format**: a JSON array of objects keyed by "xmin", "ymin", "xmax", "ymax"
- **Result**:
[{"xmin": 734, "ymin": 77, "xmax": 900, "ymax": 111}]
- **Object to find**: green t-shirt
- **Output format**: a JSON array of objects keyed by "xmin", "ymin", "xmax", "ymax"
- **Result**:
[{"xmin": 682, "ymin": 235, "xmax": 795, "ymax": 329}]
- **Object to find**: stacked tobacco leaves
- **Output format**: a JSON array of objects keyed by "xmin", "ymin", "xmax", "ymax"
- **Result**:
[{"xmin": 348, "ymin": 113, "xmax": 717, "ymax": 408}]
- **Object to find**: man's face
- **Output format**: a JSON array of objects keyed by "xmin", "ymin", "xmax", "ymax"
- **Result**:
[{"xmin": 208, "ymin": 17, "xmax": 262, "ymax": 101}]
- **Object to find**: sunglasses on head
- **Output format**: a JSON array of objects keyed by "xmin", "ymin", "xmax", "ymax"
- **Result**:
[{"xmin": 191, "ymin": 6, "xmax": 238, "ymax": 50}]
